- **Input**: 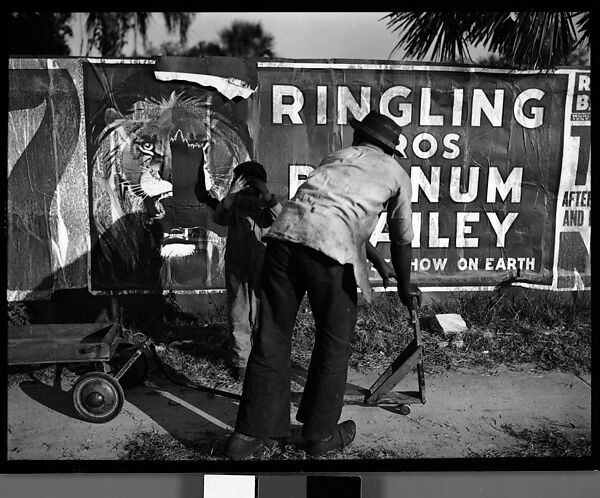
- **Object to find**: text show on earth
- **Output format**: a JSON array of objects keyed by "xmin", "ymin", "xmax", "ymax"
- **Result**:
[{"xmin": 7, "ymin": 57, "xmax": 591, "ymax": 300}]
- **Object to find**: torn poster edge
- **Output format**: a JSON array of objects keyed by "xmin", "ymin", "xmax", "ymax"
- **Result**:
[{"xmin": 154, "ymin": 71, "xmax": 256, "ymax": 100}]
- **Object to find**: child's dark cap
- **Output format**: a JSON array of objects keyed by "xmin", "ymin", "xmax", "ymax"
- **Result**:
[{"xmin": 233, "ymin": 161, "xmax": 267, "ymax": 182}]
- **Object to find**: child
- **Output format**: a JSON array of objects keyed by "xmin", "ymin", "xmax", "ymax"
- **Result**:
[{"xmin": 213, "ymin": 161, "xmax": 281, "ymax": 381}]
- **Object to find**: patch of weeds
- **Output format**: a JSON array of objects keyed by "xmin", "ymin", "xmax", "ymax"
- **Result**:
[
  {"xmin": 480, "ymin": 324, "xmax": 591, "ymax": 374},
  {"xmin": 446, "ymin": 291, "xmax": 591, "ymax": 375},
  {"xmin": 268, "ymin": 443, "xmax": 414, "ymax": 461},
  {"xmin": 473, "ymin": 424, "xmax": 592, "ymax": 458},
  {"xmin": 121, "ymin": 304, "xmax": 238, "ymax": 389},
  {"xmin": 119, "ymin": 430, "xmax": 413, "ymax": 461},
  {"xmin": 447, "ymin": 289, "xmax": 590, "ymax": 332},
  {"xmin": 116, "ymin": 289, "xmax": 589, "ymax": 393},
  {"xmin": 7, "ymin": 363, "xmax": 79, "ymax": 388},
  {"xmin": 123, "ymin": 303, "xmax": 227, "ymax": 349},
  {"xmin": 407, "ymin": 290, "xmax": 590, "ymax": 375},
  {"xmin": 291, "ymin": 304, "xmax": 317, "ymax": 368},
  {"xmin": 119, "ymin": 430, "xmax": 223, "ymax": 461},
  {"xmin": 7, "ymin": 302, "xmax": 30, "ymax": 325},
  {"xmin": 352, "ymin": 294, "xmax": 413, "ymax": 372},
  {"xmin": 151, "ymin": 343, "xmax": 235, "ymax": 390},
  {"xmin": 120, "ymin": 431, "xmax": 296, "ymax": 461},
  {"xmin": 339, "ymin": 444, "xmax": 420, "ymax": 460},
  {"xmin": 291, "ymin": 295, "xmax": 414, "ymax": 374}
]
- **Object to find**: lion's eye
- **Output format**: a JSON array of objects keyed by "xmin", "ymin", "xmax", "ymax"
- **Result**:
[{"xmin": 138, "ymin": 141, "xmax": 154, "ymax": 153}]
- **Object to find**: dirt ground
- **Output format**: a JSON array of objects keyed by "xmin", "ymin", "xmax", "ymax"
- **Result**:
[{"xmin": 6, "ymin": 360, "xmax": 591, "ymax": 461}]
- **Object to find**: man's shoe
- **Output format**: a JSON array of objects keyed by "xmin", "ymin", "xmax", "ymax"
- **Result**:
[
  {"xmin": 306, "ymin": 420, "xmax": 356, "ymax": 457},
  {"xmin": 225, "ymin": 431, "xmax": 276, "ymax": 460}
]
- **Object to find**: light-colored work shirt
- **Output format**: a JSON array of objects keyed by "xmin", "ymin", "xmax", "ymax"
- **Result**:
[{"xmin": 265, "ymin": 143, "xmax": 413, "ymax": 302}]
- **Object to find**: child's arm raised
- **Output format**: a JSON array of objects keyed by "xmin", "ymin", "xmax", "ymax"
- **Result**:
[
  {"xmin": 213, "ymin": 175, "xmax": 248, "ymax": 225},
  {"xmin": 247, "ymin": 176, "xmax": 282, "ymax": 227}
]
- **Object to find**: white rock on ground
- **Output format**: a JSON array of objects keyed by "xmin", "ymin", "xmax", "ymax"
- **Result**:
[{"xmin": 430, "ymin": 313, "xmax": 469, "ymax": 337}]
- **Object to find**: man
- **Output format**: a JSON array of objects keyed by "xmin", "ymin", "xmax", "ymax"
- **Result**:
[{"xmin": 225, "ymin": 110, "xmax": 415, "ymax": 460}]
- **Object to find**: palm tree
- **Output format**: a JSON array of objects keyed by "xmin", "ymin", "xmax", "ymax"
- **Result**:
[
  {"xmin": 184, "ymin": 41, "xmax": 226, "ymax": 57},
  {"xmin": 217, "ymin": 21, "xmax": 275, "ymax": 58},
  {"xmin": 173, "ymin": 20, "xmax": 275, "ymax": 58},
  {"xmin": 84, "ymin": 12, "xmax": 194, "ymax": 57},
  {"xmin": 384, "ymin": 11, "xmax": 590, "ymax": 69}
]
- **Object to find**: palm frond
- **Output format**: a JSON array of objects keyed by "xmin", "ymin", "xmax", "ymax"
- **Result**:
[
  {"xmin": 384, "ymin": 11, "xmax": 582, "ymax": 69},
  {"xmin": 162, "ymin": 12, "xmax": 194, "ymax": 45},
  {"xmin": 384, "ymin": 12, "xmax": 478, "ymax": 62},
  {"xmin": 134, "ymin": 12, "xmax": 150, "ymax": 43},
  {"xmin": 574, "ymin": 12, "xmax": 590, "ymax": 49},
  {"xmin": 489, "ymin": 12, "xmax": 577, "ymax": 69}
]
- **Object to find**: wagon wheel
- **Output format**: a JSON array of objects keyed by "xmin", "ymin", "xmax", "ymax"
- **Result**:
[
  {"xmin": 109, "ymin": 342, "xmax": 149, "ymax": 388},
  {"xmin": 396, "ymin": 404, "xmax": 411, "ymax": 416},
  {"xmin": 72, "ymin": 371, "xmax": 124, "ymax": 423}
]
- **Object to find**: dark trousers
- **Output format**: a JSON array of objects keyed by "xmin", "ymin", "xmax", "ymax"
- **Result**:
[{"xmin": 235, "ymin": 239, "xmax": 358, "ymax": 441}]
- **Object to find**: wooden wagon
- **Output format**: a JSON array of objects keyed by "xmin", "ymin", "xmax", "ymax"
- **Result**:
[{"xmin": 8, "ymin": 322, "xmax": 150, "ymax": 423}]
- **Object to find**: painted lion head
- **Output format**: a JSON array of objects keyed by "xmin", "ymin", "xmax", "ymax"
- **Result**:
[{"xmin": 91, "ymin": 91, "xmax": 250, "ymax": 290}]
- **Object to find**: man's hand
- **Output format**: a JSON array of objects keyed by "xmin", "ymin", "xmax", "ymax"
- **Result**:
[
  {"xmin": 397, "ymin": 284, "xmax": 412, "ymax": 309},
  {"xmin": 398, "ymin": 285, "xmax": 422, "ymax": 311},
  {"xmin": 366, "ymin": 242, "xmax": 397, "ymax": 288},
  {"xmin": 375, "ymin": 261, "xmax": 397, "ymax": 289}
]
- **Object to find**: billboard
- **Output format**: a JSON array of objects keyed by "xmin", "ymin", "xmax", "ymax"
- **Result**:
[{"xmin": 6, "ymin": 57, "xmax": 591, "ymax": 300}]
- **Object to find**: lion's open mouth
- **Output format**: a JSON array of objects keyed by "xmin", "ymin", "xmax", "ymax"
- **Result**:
[
  {"xmin": 139, "ymin": 172, "xmax": 173, "ymax": 219},
  {"xmin": 153, "ymin": 192, "xmax": 172, "ymax": 219}
]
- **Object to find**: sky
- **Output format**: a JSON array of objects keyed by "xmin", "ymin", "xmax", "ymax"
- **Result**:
[{"xmin": 68, "ymin": 12, "xmax": 495, "ymax": 62}]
